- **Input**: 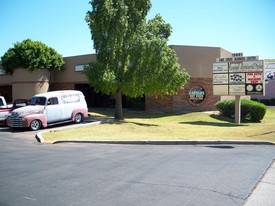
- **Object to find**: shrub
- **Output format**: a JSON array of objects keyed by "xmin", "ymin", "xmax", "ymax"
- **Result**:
[
  {"xmin": 248, "ymin": 101, "xmax": 267, "ymax": 122},
  {"xmin": 215, "ymin": 99, "xmax": 234, "ymax": 118},
  {"xmin": 1, "ymin": 39, "xmax": 64, "ymax": 74},
  {"xmin": 215, "ymin": 99, "xmax": 267, "ymax": 122}
]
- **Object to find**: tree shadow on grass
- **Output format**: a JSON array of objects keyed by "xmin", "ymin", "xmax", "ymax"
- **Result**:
[
  {"xmin": 112, "ymin": 120, "xmax": 158, "ymax": 127},
  {"xmin": 180, "ymin": 121, "xmax": 247, "ymax": 127}
]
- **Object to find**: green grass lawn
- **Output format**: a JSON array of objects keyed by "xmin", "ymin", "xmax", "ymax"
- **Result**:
[{"xmin": 42, "ymin": 107, "xmax": 275, "ymax": 143}]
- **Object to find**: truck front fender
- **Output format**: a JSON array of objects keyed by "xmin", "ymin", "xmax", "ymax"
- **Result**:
[{"xmin": 24, "ymin": 114, "xmax": 47, "ymax": 128}]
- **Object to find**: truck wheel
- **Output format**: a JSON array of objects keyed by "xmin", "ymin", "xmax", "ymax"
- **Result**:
[
  {"xmin": 75, "ymin": 113, "xmax": 83, "ymax": 123},
  {"xmin": 30, "ymin": 120, "xmax": 41, "ymax": 131}
]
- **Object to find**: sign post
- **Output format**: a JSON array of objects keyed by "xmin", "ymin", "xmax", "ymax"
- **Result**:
[
  {"xmin": 235, "ymin": 95, "xmax": 241, "ymax": 124},
  {"xmin": 213, "ymin": 53, "xmax": 265, "ymax": 124}
]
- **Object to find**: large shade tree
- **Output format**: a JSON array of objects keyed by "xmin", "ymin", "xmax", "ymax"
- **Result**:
[{"xmin": 85, "ymin": 0, "xmax": 190, "ymax": 119}]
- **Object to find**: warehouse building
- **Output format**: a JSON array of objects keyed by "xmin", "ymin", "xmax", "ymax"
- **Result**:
[{"xmin": 1, "ymin": 45, "xmax": 270, "ymax": 112}]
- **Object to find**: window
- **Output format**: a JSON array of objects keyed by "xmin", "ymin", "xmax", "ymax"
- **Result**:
[
  {"xmin": 30, "ymin": 97, "xmax": 47, "ymax": 106},
  {"xmin": 0, "ymin": 68, "xmax": 5, "ymax": 75},
  {"xmin": 75, "ymin": 64, "xmax": 89, "ymax": 72},
  {"xmin": 47, "ymin": 97, "xmax": 59, "ymax": 105}
]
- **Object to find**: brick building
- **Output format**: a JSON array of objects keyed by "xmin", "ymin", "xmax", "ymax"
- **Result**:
[{"xmin": 0, "ymin": 45, "xmax": 233, "ymax": 111}]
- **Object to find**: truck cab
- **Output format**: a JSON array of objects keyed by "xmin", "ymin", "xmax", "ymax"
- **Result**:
[{"xmin": 0, "ymin": 97, "xmax": 28, "ymax": 125}]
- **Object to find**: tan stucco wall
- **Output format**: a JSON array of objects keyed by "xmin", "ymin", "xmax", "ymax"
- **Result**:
[
  {"xmin": 170, "ymin": 45, "xmax": 231, "ymax": 78},
  {"xmin": 12, "ymin": 68, "xmax": 50, "ymax": 100},
  {"xmin": 51, "ymin": 54, "xmax": 96, "ymax": 84},
  {"xmin": 0, "ymin": 74, "xmax": 12, "ymax": 85}
]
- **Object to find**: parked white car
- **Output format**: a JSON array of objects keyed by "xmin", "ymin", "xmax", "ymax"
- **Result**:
[{"xmin": 7, "ymin": 90, "xmax": 88, "ymax": 131}]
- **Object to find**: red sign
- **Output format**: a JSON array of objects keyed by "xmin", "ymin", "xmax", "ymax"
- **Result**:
[{"xmin": 246, "ymin": 72, "xmax": 263, "ymax": 84}]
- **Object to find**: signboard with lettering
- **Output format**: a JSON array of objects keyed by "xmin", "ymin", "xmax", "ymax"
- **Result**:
[
  {"xmin": 213, "ymin": 63, "xmax": 228, "ymax": 73},
  {"xmin": 217, "ymin": 56, "xmax": 259, "ymax": 63},
  {"xmin": 246, "ymin": 72, "xmax": 263, "ymax": 84},
  {"xmin": 246, "ymin": 84, "xmax": 264, "ymax": 95},
  {"xmin": 242, "ymin": 61, "xmax": 263, "ymax": 72},
  {"xmin": 188, "ymin": 86, "xmax": 206, "ymax": 105},
  {"xmin": 229, "ymin": 85, "xmax": 245, "ymax": 95},
  {"xmin": 264, "ymin": 60, "xmax": 275, "ymax": 84},
  {"xmin": 265, "ymin": 60, "xmax": 275, "ymax": 69},
  {"xmin": 75, "ymin": 64, "xmax": 89, "ymax": 72},
  {"xmin": 213, "ymin": 59, "xmax": 264, "ymax": 96},
  {"xmin": 213, "ymin": 74, "xmax": 228, "ymax": 84}
]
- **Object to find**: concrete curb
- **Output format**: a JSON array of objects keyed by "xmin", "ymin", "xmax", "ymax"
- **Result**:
[
  {"xmin": 35, "ymin": 121, "xmax": 101, "ymax": 143},
  {"xmin": 35, "ymin": 126, "xmax": 275, "ymax": 146},
  {"xmin": 51, "ymin": 140, "xmax": 275, "ymax": 145}
]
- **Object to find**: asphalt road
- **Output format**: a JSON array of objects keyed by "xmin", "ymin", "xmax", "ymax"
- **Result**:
[{"xmin": 0, "ymin": 126, "xmax": 275, "ymax": 206}]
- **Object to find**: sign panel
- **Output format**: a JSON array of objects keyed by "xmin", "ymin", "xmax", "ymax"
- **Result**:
[
  {"xmin": 229, "ymin": 85, "xmax": 245, "ymax": 95},
  {"xmin": 213, "ymin": 85, "xmax": 228, "ymax": 95},
  {"xmin": 217, "ymin": 56, "xmax": 259, "ymax": 62},
  {"xmin": 242, "ymin": 61, "xmax": 263, "ymax": 72},
  {"xmin": 229, "ymin": 73, "xmax": 245, "ymax": 84},
  {"xmin": 232, "ymin": 53, "xmax": 243, "ymax": 57},
  {"xmin": 264, "ymin": 60, "xmax": 275, "ymax": 83},
  {"xmin": 188, "ymin": 86, "xmax": 206, "ymax": 105},
  {"xmin": 213, "ymin": 59, "xmax": 264, "ymax": 96},
  {"xmin": 213, "ymin": 63, "xmax": 228, "ymax": 73},
  {"xmin": 246, "ymin": 72, "xmax": 263, "ymax": 84},
  {"xmin": 265, "ymin": 60, "xmax": 275, "ymax": 69},
  {"xmin": 265, "ymin": 69, "xmax": 275, "ymax": 82},
  {"xmin": 213, "ymin": 74, "xmax": 228, "ymax": 84},
  {"xmin": 75, "ymin": 64, "xmax": 89, "ymax": 72},
  {"xmin": 246, "ymin": 84, "xmax": 264, "ymax": 95},
  {"xmin": 229, "ymin": 62, "xmax": 243, "ymax": 72}
]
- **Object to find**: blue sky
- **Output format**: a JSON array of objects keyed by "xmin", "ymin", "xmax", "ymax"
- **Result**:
[{"xmin": 0, "ymin": 0, "xmax": 274, "ymax": 59}]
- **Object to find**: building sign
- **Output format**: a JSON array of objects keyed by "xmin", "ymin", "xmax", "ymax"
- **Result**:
[
  {"xmin": 246, "ymin": 84, "xmax": 264, "ymax": 95},
  {"xmin": 188, "ymin": 86, "xmax": 206, "ymax": 105},
  {"xmin": 229, "ymin": 85, "xmax": 245, "ymax": 95},
  {"xmin": 264, "ymin": 60, "xmax": 275, "ymax": 84},
  {"xmin": 217, "ymin": 56, "xmax": 259, "ymax": 62},
  {"xmin": 246, "ymin": 72, "xmax": 263, "ymax": 84},
  {"xmin": 213, "ymin": 85, "xmax": 228, "ymax": 96},
  {"xmin": 213, "ymin": 63, "xmax": 228, "ymax": 73},
  {"xmin": 213, "ymin": 56, "xmax": 265, "ymax": 96},
  {"xmin": 213, "ymin": 74, "xmax": 228, "ymax": 84},
  {"xmin": 75, "ymin": 64, "xmax": 89, "ymax": 72},
  {"xmin": 242, "ymin": 61, "xmax": 263, "ymax": 72},
  {"xmin": 265, "ymin": 60, "xmax": 275, "ymax": 69}
]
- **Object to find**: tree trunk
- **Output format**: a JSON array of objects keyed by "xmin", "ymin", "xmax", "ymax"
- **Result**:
[{"xmin": 114, "ymin": 89, "xmax": 123, "ymax": 120}]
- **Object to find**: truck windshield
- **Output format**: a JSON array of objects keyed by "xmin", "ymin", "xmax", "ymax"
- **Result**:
[{"xmin": 30, "ymin": 97, "xmax": 46, "ymax": 106}]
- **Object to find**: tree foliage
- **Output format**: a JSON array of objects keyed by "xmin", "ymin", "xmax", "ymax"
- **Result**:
[
  {"xmin": 85, "ymin": 0, "xmax": 190, "ymax": 119},
  {"xmin": 1, "ymin": 39, "xmax": 64, "ymax": 74}
]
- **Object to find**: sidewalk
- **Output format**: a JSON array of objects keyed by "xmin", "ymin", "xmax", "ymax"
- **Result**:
[{"xmin": 244, "ymin": 160, "xmax": 275, "ymax": 206}]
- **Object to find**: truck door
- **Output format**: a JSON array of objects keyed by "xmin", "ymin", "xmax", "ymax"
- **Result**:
[{"xmin": 45, "ymin": 97, "xmax": 62, "ymax": 123}]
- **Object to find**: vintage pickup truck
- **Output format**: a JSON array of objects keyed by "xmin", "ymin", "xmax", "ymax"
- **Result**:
[
  {"xmin": 7, "ymin": 90, "xmax": 88, "ymax": 130},
  {"xmin": 0, "ymin": 96, "xmax": 29, "ymax": 125}
]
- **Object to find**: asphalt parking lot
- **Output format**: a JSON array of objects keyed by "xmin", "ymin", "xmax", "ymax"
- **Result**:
[{"xmin": 0, "ymin": 125, "xmax": 275, "ymax": 206}]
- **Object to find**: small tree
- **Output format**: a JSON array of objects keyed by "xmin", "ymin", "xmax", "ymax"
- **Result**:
[
  {"xmin": 1, "ymin": 39, "xmax": 64, "ymax": 74},
  {"xmin": 85, "ymin": 0, "xmax": 190, "ymax": 119}
]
